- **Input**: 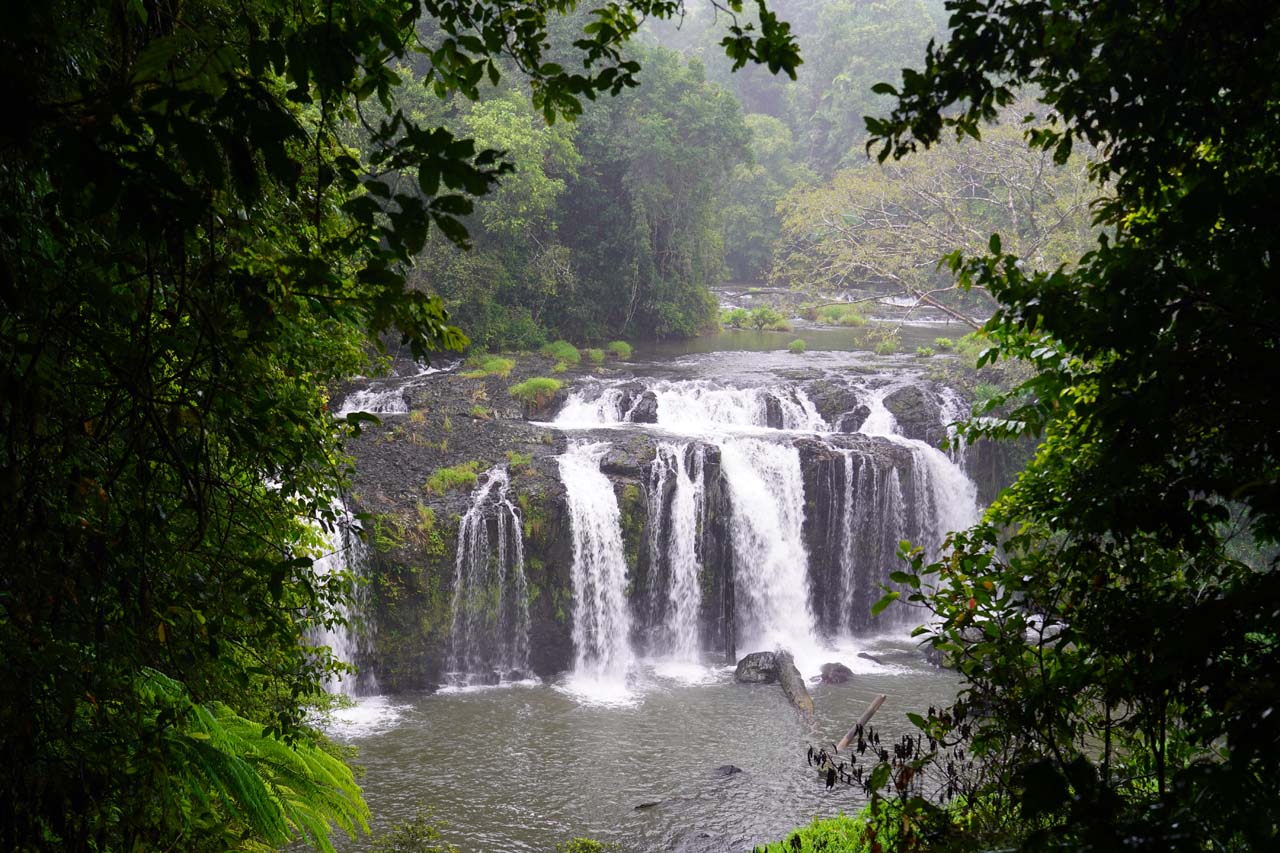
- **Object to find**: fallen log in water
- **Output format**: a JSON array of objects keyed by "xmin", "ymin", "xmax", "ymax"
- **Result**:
[
  {"xmin": 775, "ymin": 650, "xmax": 814, "ymax": 719},
  {"xmin": 836, "ymin": 694, "xmax": 887, "ymax": 752}
]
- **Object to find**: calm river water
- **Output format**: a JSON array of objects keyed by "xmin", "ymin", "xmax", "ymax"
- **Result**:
[{"xmin": 327, "ymin": 633, "xmax": 958, "ymax": 852}]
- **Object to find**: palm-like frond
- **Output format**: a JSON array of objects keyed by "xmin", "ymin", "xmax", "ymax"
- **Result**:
[{"xmin": 137, "ymin": 668, "xmax": 370, "ymax": 851}]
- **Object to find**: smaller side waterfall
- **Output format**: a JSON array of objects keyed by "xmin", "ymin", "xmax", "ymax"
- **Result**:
[
  {"xmin": 558, "ymin": 442, "xmax": 635, "ymax": 689},
  {"xmin": 938, "ymin": 385, "xmax": 969, "ymax": 466},
  {"xmin": 311, "ymin": 502, "xmax": 377, "ymax": 696},
  {"xmin": 831, "ymin": 449, "xmax": 909, "ymax": 636},
  {"xmin": 646, "ymin": 443, "xmax": 706, "ymax": 660},
  {"xmin": 447, "ymin": 467, "xmax": 531, "ymax": 685}
]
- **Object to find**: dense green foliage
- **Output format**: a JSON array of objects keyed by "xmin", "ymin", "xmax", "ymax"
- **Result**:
[
  {"xmin": 409, "ymin": 43, "xmax": 756, "ymax": 345},
  {"xmin": 754, "ymin": 805, "xmax": 902, "ymax": 852},
  {"xmin": 774, "ymin": 115, "xmax": 1095, "ymax": 319},
  {"xmin": 856, "ymin": 0, "xmax": 1280, "ymax": 849},
  {"xmin": 0, "ymin": 0, "xmax": 799, "ymax": 849}
]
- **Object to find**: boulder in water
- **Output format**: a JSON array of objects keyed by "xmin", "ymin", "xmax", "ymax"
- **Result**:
[
  {"xmin": 504, "ymin": 669, "xmax": 526, "ymax": 682},
  {"xmin": 883, "ymin": 385, "xmax": 943, "ymax": 444},
  {"xmin": 763, "ymin": 394, "xmax": 786, "ymax": 429},
  {"xmin": 837, "ymin": 404, "xmax": 872, "ymax": 433},
  {"xmin": 734, "ymin": 651, "xmax": 778, "ymax": 683},
  {"xmin": 856, "ymin": 652, "xmax": 884, "ymax": 666},
  {"xmin": 775, "ymin": 650, "xmax": 815, "ymax": 718},
  {"xmin": 628, "ymin": 390, "xmax": 659, "ymax": 424},
  {"xmin": 820, "ymin": 662, "xmax": 855, "ymax": 684},
  {"xmin": 713, "ymin": 764, "xmax": 743, "ymax": 777}
]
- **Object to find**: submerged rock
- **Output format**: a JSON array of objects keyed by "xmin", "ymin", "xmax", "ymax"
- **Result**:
[
  {"xmin": 819, "ymin": 662, "xmax": 855, "ymax": 684},
  {"xmin": 712, "ymin": 765, "xmax": 743, "ymax": 777},
  {"xmin": 733, "ymin": 651, "xmax": 778, "ymax": 683}
]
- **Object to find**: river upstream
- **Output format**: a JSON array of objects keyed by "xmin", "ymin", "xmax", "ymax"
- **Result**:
[{"xmin": 326, "ymin": 322, "xmax": 976, "ymax": 852}]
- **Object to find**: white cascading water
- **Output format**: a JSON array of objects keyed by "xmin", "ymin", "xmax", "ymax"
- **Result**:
[
  {"xmin": 857, "ymin": 385, "xmax": 980, "ymax": 552},
  {"xmin": 718, "ymin": 438, "xmax": 818, "ymax": 657},
  {"xmin": 554, "ymin": 380, "xmax": 827, "ymax": 433},
  {"xmin": 558, "ymin": 442, "xmax": 635, "ymax": 692},
  {"xmin": 554, "ymin": 385, "xmax": 631, "ymax": 427},
  {"xmin": 647, "ymin": 443, "xmax": 706, "ymax": 660},
  {"xmin": 335, "ymin": 360, "xmax": 456, "ymax": 417},
  {"xmin": 833, "ymin": 448, "xmax": 909, "ymax": 635},
  {"xmin": 310, "ymin": 501, "xmax": 376, "ymax": 696},
  {"xmin": 650, "ymin": 381, "xmax": 827, "ymax": 433},
  {"xmin": 549, "ymin": 372, "xmax": 980, "ymax": 675},
  {"xmin": 336, "ymin": 385, "xmax": 409, "ymax": 416},
  {"xmin": 447, "ymin": 467, "xmax": 530, "ymax": 684}
]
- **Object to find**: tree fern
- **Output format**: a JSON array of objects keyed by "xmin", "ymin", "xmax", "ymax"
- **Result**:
[{"xmin": 137, "ymin": 668, "xmax": 370, "ymax": 851}]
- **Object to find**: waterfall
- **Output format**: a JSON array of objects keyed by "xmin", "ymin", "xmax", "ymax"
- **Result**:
[
  {"xmin": 938, "ymin": 385, "xmax": 969, "ymax": 467},
  {"xmin": 558, "ymin": 442, "xmax": 635, "ymax": 687},
  {"xmin": 840, "ymin": 384, "xmax": 980, "ymax": 631},
  {"xmin": 554, "ymin": 385, "xmax": 630, "ymax": 427},
  {"xmin": 651, "ymin": 382, "xmax": 827, "ymax": 432},
  {"xmin": 310, "ymin": 502, "xmax": 377, "ymax": 696},
  {"xmin": 336, "ymin": 384, "xmax": 408, "ymax": 416},
  {"xmin": 718, "ymin": 438, "xmax": 817, "ymax": 655},
  {"xmin": 447, "ymin": 467, "xmax": 530, "ymax": 685},
  {"xmin": 555, "ymin": 380, "xmax": 828, "ymax": 432},
  {"xmin": 831, "ymin": 449, "xmax": 910, "ymax": 636},
  {"xmin": 646, "ymin": 443, "xmax": 706, "ymax": 660}
]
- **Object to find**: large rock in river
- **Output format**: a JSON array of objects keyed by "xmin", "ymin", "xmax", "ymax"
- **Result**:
[
  {"xmin": 629, "ymin": 390, "xmax": 659, "ymax": 424},
  {"xmin": 734, "ymin": 651, "xmax": 778, "ymax": 683}
]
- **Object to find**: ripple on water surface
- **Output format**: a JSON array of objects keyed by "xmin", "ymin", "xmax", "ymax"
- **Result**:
[{"xmin": 329, "ymin": 635, "xmax": 959, "ymax": 853}]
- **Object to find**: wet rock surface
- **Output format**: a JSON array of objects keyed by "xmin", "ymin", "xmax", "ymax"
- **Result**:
[
  {"xmin": 820, "ymin": 662, "xmax": 855, "ymax": 684},
  {"xmin": 883, "ymin": 384, "xmax": 945, "ymax": 446},
  {"xmin": 734, "ymin": 651, "xmax": 779, "ymax": 684}
]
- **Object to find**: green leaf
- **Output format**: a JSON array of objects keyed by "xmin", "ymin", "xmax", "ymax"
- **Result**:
[
  {"xmin": 871, "ymin": 591, "xmax": 900, "ymax": 617},
  {"xmin": 869, "ymin": 762, "xmax": 891, "ymax": 792}
]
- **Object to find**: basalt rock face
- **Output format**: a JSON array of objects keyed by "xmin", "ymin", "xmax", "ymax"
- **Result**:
[{"xmin": 883, "ymin": 385, "xmax": 946, "ymax": 446}]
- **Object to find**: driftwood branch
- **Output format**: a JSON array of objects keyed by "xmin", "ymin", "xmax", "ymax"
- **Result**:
[{"xmin": 836, "ymin": 694, "xmax": 887, "ymax": 752}]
